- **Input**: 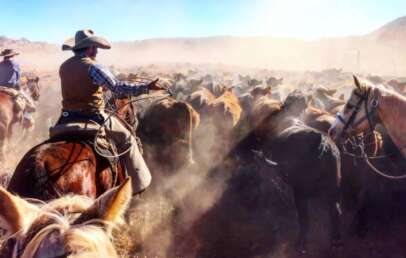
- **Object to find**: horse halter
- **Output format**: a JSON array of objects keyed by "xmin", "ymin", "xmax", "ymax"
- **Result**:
[{"xmin": 335, "ymin": 87, "xmax": 379, "ymax": 137}]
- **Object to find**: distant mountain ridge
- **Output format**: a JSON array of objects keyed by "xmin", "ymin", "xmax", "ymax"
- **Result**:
[
  {"xmin": 371, "ymin": 15, "xmax": 406, "ymax": 44},
  {"xmin": 0, "ymin": 15, "xmax": 405, "ymax": 75}
]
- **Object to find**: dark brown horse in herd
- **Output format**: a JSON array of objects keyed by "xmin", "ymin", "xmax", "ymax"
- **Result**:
[{"xmin": 233, "ymin": 91, "xmax": 342, "ymax": 254}]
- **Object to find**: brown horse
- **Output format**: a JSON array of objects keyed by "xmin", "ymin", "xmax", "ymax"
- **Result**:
[
  {"xmin": 234, "ymin": 91, "xmax": 341, "ymax": 254},
  {"xmin": 7, "ymin": 96, "xmax": 134, "ymax": 201},
  {"xmin": 137, "ymin": 97, "xmax": 200, "ymax": 176},
  {"xmin": 304, "ymin": 101, "xmax": 388, "ymax": 236},
  {"xmin": 7, "ymin": 137, "xmax": 126, "ymax": 200},
  {"xmin": 0, "ymin": 76, "xmax": 40, "ymax": 160},
  {"xmin": 0, "ymin": 178, "xmax": 132, "ymax": 258}
]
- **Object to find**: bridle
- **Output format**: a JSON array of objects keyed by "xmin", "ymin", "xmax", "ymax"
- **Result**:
[
  {"xmin": 335, "ymin": 87, "xmax": 379, "ymax": 138},
  {"xmin": 334, "ymin": 84, "xmax": 406, "ymax": 180}
]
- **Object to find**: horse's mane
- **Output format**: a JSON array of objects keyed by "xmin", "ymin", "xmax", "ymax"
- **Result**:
[
  {"xmin": 367, "ymin": 83, "xmax": 406, "ymax": 134},
  {"xmin": 306, "ymin": 106, "xmax": 330, "ymax": 116},
  {"xmin": 277, "ymin": 118, "xmax": 339, "ymax": 159},
  {"xmin": 20, "ymin": 223, "xmax": 114, "ymax": 258},
  {"xmin": 11, "ymin": 195, "xmax": 118, "ymax": 258},
  {"xmin": 277, "ymin": 118, "xmax": 316, "ymax": 138},
  {"xmin": 370, "ymin": 82, "xmax": 406, "ymax": 102}
]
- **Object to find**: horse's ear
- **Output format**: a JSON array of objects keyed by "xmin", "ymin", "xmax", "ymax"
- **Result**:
[
  {"xmin": 353, "ymin": 75, "xmax": 361, "ymax": 89},
  {"xmin": 78, "ymin": 178, "xmax": 132, "ymax": 227},
  {"xmin": 0, "ymin": 187, "xmax": 39, "ymax": 235}
]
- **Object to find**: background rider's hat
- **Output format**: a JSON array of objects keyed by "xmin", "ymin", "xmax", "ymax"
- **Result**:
[
  {"xmin": 62, "ymin": 29, "xmax": 111, "ymax": 51},
  {"xmin": 0, "ymin": 49, "xmax": 19, "ymax": 57}
]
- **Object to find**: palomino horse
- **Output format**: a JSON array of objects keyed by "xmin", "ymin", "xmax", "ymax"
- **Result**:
[
  {"xmin": 0, "ymin": 76, "xmax": 40, "ymax": 160},
  {"xmin": 0, "ymin": 178, "xmax": 132, "ymax": 258},
  {"xmin": 329, "ymin": 76, "xmax": 406, "ymax": 160}
]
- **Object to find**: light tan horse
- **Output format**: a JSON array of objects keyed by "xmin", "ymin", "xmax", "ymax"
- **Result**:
[
  {"xmin": 0, "ymin": 178, "xmax": 132, "ymax": 258},
  {"xmin": 329, "ymin": 76, "xmax": 406, "ymax": 159}
]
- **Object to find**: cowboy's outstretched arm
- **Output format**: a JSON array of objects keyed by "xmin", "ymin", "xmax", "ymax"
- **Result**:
[{"xmin": 89, "ymin": 64, "xmax": 149, "ymax": 96}]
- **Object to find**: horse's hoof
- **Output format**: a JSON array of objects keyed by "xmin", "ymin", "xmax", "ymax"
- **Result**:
[{"xmin": 298, "ymin": 248, "xmax": 308, "ymax": 255}]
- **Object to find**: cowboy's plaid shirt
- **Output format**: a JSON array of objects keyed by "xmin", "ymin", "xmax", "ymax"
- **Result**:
[{"xmin": 89, "ymin": 64, "xmax": 149, "ymax": 96}]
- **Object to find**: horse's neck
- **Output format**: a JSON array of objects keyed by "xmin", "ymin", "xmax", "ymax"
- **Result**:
[{"xmin": 379, "ymin": 93, "xmax": 406, "ymax": 157}]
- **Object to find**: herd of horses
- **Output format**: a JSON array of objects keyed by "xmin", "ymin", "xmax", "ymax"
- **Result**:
[{"xmin": 1, "ymin": 68, "xmax": 406, "ymax": 256}]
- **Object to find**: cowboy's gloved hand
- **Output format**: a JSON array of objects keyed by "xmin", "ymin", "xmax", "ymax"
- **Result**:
[{"xmin": 147, "ymin": 79, "xmax": 162, "ymax": 91}]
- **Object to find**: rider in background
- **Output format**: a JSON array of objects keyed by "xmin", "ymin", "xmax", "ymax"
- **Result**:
[
  {"xmin": 0, "ymin": 49, "xmax": 36, "ymax": 129},
  {"xmin": 59, "ymin": 29, "xmax": 162, "ymax": 194},
  {"xmin": 0, "ymin": 49, "xmax": 20, "ymax": 89}
]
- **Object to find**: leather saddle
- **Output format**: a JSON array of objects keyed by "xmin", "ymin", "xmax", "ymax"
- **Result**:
[{"xmin": 49, "ymin": 118, "xmax": 120, "ymax": 173}]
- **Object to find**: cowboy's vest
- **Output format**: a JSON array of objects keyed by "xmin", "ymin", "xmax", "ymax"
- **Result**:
[{"xmin": 60, "ymin": 55, "xmax": 104, "ymax": 114}]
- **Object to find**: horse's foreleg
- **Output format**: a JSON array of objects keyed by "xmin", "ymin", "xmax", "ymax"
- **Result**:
[
  {"xmin": 293, "ymin": 189, "xmax": 309, "ymax": 255},
  {"xmin": 328, "ymin": 195, "xmax": 342, "ymax": 248},
  {"xmin": 352, "ymin": 187, "xmax": 369, "ymax": 237}
]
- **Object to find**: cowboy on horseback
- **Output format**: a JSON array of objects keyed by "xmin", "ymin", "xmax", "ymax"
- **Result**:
[
  {"xmin": 0, "ymin": 49, "xmax": 20, "ymax": 89},
  {"xmin": 0, "ymin": 49, "xmax": 38, "ymax": 160},
  {"xmin": 58, "ymin": 29, "xmax": 162, "ymax": 193}
]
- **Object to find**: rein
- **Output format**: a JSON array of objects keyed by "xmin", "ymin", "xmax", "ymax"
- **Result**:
[
  {"xmin": 360, "ymin": 143, "xmax": 406, "ymax": 180},
  {"xmin": 93, "ymin": 86, "xmax": 172, "ymax": 159}
]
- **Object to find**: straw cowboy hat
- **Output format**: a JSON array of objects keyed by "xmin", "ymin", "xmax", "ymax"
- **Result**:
[
  {"xmin": 0, "ymin": 49, "xmax": 19, "ymax": 58},
  {"xmin": 62, "ymin": 29, "xmax": 111, "ymax": 51}
]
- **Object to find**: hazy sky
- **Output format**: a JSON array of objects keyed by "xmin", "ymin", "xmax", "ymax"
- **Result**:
[{"xmin": 1, "ymin": 0, "xmax": 405, "ymax": 43}]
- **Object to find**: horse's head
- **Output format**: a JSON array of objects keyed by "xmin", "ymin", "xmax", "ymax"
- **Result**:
[
  {"xmin": 0, "ymin": 178, "xmax": 132, "ymax": 258},
  {"xmin": 23, "ymin": 76, "xmax": 40, "ymax": 101},
  {"xmin": 114, "ymin": 97, "xmax": 138, "ymax": 129},
  {"xmin": 283, "ymin": 89, "xmax": 308, "ymax": 117},
  {"xmin": 266, "ymin": 77, "xmax": 284, "ymax": 87},
  {"xmin": 250, "ymin": 85, "xmax": 272, "ymax": 99},
  {"xmin": 329, "ymin": 76, "xmax": 380, "ymax": 142}
]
